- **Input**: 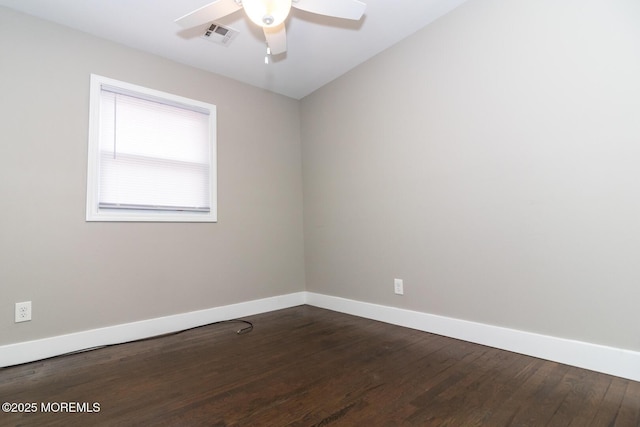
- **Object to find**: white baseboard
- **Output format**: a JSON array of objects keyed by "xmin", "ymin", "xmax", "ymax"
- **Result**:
[
  {"xmin": 305, "ymin": 292, "xmax": 640, "ymax": 382},
  {"xmin": 0, "ymin": 292, "xmax": 306, "ymax": 368},
  {"xmin": 3, "ymin": 291, "xmax": 640, "ymax": 383}
]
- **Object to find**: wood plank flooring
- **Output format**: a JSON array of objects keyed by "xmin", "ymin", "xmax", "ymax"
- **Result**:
[{"xmin": 1, "ymin": 305, "xmax": 639, "ymax": 426}]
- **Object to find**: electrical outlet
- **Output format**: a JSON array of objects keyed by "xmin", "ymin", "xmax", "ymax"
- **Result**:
[
  {"xmin": 394, "ymin": 278, "xmax": 404, "ymax": 295},
  {"xmin": 15, "ymin": 301, "xmax": 32, "ymax": 323}
]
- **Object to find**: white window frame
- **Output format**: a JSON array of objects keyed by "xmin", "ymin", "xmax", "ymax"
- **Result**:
[{"xmin": 86, "ymin": 74, "xmax": 217, "ymax": 222}]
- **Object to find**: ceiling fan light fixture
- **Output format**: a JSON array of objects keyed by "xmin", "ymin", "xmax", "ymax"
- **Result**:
[{"xmin": 243, "ymin": 0, "xmax": 292, "ymax": 28}]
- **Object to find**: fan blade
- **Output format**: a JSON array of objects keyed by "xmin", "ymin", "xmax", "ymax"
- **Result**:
[
  {"xmin": 292, "ymin": 0, "xmax": 366, "ymax": 20},
  {"xmin": 264, "ymin": 24, "xmax": 287, "ymax": 55},
  {"xmin": 175, "ymin": 0, "xmax": 242, "ymax": 28}
]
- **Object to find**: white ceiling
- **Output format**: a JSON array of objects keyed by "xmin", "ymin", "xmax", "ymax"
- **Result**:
[{"xmin": 0, "ymin": 0, "xmax": 468, "ymax": 99}]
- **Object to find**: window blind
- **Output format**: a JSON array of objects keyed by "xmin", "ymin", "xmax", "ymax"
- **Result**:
[{"xmin": 97, "ymin": 87, "xmax": 211, "ymax": 212}]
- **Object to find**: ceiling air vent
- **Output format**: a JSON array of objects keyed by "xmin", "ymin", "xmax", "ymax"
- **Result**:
[{"xmin": 200, "ymin": 23, "xmax": 239, "ymax": 47}]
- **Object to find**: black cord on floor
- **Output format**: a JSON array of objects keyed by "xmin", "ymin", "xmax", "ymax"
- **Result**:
[
  {"xmin": 141, "ymin": 319, "xmax": 255, "ymax": 340},
  {"xmin": 87, "ymin": 318, "xmax": 255, "ymax": 350},
  {"xmin": 6, "ymin": 318, "xmax": 254, "ymax": 367}
]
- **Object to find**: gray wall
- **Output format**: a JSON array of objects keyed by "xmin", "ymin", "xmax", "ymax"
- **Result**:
[
  {"xmin": 3, "ymin": 0, "xmax": 640, "ymax": 355},
  {"xmin": 0, "ymin": 8, "xmax": 305, "ymax": 345},
  {"xmin": 301, "ymin": 0, "xmax": 640, "ymax": 351}
]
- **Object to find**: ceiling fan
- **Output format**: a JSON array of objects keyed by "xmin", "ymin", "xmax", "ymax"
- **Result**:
[{"xmin": 175, "ymin": 0, "xmax": 367, "ymax": 55}]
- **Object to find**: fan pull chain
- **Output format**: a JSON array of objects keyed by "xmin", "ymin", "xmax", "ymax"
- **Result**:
[{"xmin": 264, "ymin": 46, "xmax": 271, "ymax": 65}]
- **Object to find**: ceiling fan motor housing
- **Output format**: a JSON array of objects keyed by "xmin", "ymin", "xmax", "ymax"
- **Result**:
[{"xmin": 243, "ymin": 0, "xmax": 292, "ymax": 28}]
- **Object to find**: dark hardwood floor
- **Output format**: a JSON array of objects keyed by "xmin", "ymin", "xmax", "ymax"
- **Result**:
[{"xmin": 1, "ymin": 305, "xmax": 639, "ymax": 426}]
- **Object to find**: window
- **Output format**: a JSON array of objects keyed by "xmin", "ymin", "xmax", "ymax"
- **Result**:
[{"xmin": 86, "ymin": 74, "xmax": 217, "ymax": 222}]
